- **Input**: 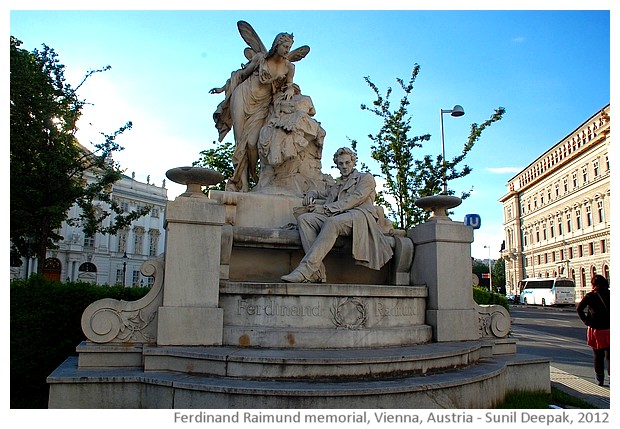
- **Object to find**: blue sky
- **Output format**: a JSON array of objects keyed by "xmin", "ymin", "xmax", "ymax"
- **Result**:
[{"xmin": 8, "ymin": 4, "xmax": 612, "ymax": 260}]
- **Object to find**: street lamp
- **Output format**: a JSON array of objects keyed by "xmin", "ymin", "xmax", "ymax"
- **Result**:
[
  {"xmin": 440, "ymin": 105, "xmax": 465, "ymax": 194},
  {"xmin": 122, "ymin": 251, "xmax": 128, "ymax": 287},
  {"xmin": 484, "ymin": 245, "xmax": 493, "ymax": 292}
]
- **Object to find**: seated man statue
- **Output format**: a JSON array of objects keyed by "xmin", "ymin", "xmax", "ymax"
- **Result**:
[{"xmin": 282, "ymin": 147, "xmax": 394, "ymax": 283}]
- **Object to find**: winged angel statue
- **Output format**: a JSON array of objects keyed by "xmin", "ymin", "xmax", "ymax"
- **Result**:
[{"xmin": 210, "ymin": 21, "xmax": 313, "ymax": 193}]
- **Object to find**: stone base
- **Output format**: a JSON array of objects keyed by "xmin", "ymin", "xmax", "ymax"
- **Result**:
[
  {"xmin": 219, "ymin": 281, "xmax": 430, "ymax": 348},
  {"xmin": 426, "ymin": 308, "xmax": 479, "ymax": 342},
  {"xmin": 157, "ymin": 307, "xmax": 223, "ymax": 346}
]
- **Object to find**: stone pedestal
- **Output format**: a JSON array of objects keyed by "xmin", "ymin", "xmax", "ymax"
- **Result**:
[
  {"xmin": 157, "ymin": 196, "xmax": 225, "ymax": 345},
  {"xmin": 408, "ymin": 217, "xmax": 478, "ymax": 342}
]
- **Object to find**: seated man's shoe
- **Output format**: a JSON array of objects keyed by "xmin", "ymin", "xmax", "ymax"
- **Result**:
[{"xmin": 281, "ymin": 268, "xmax": 309, "ymax": 283}]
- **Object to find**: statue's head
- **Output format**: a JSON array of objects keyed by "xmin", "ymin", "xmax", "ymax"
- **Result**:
[
  {"xmin": 267, "ymin": 32, "xmax": 294, "ymax": 58},
  {"xmin": 334, "ymin": 147, "xmax": 357, "ymax": 176}
]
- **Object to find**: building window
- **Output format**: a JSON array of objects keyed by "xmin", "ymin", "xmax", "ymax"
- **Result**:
[
  {"xmin": 84, "ymin": 233, "xmax": 95, "ymax": 248},
  {"xmin": 560, "ymin": 249, "xmax": 565, "ymax": 261},
  {"xmin": 593, "ymin": 159, "xmax": 600, "ymax": 177},
  {"xmin": 542, "ymin": 227, "xmax": 547, "ymax": 241},
  {"xmin": 581, "ymin": 268, "xmax": 586, "ymax": 288},
  {"xmin": 566, "ymin": 214, "xmax": 572, "ymax": 233},
  {"xmin": 563, "ymin": 178, "xmax": 568, "ymax": 193},
  {"xmin": 151, "ymin": 207, "xmax": 160, "ymax": 218},
  {"xmin": 149, "ymin": 230, "xmax": 160, "ymax": 257},
  {"xmin": 117, "ymin": 229, "xmax": 127, "ymax": 253},
  {"xmin": 133, "ymin": 227, "xmax": 145, "ymax": 255},
  {"xmin": 597, "ymin": 201, "xmax": 605, "ymax": 223},
  {"xmin": 582, "ymin": 165, "xmax": 589, "ymax": 183},
  {"xmin": 132, "ymin": 270, "xmax": 141, "ymax": 287},
  {"xmin": 589, "ymin": 242, "xmax": 594, "ymax": 256},
  {"xmin": 586, "ymin": 206, "xmax": 592, "ymax": 227},
  {"xmin": 120, "ymin": 201, "xmax": 129, "ymax": 212},
  {"xmin": 550, "ymin": 223, "xmax": 555, "ymax": 238},
  {"xmin": 558, "ymin": 218, "xmax": 563, "ymax": 235},
  {"xmin": 572, "ymin": 171, "xmax": 578, "ymax": 188},
  {"xmin": 569, "ymin": 247, "xmax": 573, "ymax": 259},
  {"xmin": 116, "ymin": 268, "xmax": 124, "ymax": 285},
  {"xmin": 555, "ymin": 183, "xmax": 560, "ymax": 197},
  {"xmin": 600, "ymin": 240, "xmax": 607, "ymax": 253},
  {"xmin": 576, "ymin": 210, "xmax": 582, "ymax": 230},
  {"xmin": 536, "ymin": 230, "xmax": 540, "ymax": 242},
  {"xmin": 578, "ymin": 245, "xmax": 583, "ymax": 258},
  {"xmin": 605, "ymin": 154, "xmax": 609, "ymax": 171},
  {"xmin": 552, "ymin": 251, "xmax": 556, "ymax": 262}
]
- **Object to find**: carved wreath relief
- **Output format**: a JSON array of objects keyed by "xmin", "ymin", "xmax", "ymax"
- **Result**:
[{"xmin": 330, "ymin": 297, "xmax": 368, "ymax": 329}]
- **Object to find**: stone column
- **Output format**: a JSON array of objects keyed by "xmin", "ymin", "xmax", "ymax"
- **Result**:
[
  {"xmin": 409, "ymin": 216, "xmax": 478, "ymax": 342},
  {"xmin": 157, "ymin": 196, "xmax": 226, "ymax": 345}
]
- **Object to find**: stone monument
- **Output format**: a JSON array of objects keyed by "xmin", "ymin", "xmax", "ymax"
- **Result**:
[{"xmin": 47, "ymin": 21, "xmax": 550, "ymax": 409}]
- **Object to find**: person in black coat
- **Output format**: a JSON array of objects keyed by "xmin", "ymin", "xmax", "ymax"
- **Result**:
[{"xmin": 576, "ymin": 275, "xmax": 610, "ymax": 386}]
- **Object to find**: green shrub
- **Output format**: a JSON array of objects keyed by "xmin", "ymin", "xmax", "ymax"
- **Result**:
[
  {"xmin": 10, "ymin": 275, "xmax": 150, "ymax": 408},
  {"xmin": 473, "ymin": 286, "xmax": 510, "ymax": 312}
]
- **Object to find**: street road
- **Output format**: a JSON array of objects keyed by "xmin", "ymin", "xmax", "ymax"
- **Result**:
[{"xmin": 509, "ymin": 304, "xmax": 597, "ymax": 383}]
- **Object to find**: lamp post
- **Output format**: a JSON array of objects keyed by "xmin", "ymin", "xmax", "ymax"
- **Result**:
[
  {"xmin": 439, "ymin": 105, "xmax": 465, "ymax": 194},
  {"xmin": 122, "ymin": 251, "xmax": 128, "ymax": 287},
  {"xmin": 484, "ymin": 245, "xmax": 493, "ymax": 292}
]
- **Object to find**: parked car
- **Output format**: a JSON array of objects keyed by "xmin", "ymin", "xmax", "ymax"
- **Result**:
[{"xmin": 505, "ymin": 293, "xmax": 520, "ymax": 304}]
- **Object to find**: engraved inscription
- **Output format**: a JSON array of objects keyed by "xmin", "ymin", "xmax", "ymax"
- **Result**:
[
  {"xmin": 376, "ymin": 301, "xmax": 417, "ymax": 317},
  {"xmin": 237, "ymin": 299, "xmax": 321, "ymax": 317}
]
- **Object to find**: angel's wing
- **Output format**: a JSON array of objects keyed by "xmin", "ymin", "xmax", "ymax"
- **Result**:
[
  {"xmin": 237, "ymin": 21, "xmax": 267, "ymax": 60},
  {"xmin": 287, "ymin": 45, "xmax": 310, "ymax": 63}
]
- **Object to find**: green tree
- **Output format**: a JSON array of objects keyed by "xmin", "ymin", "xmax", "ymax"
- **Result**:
[
  {"xmin": 355, "ymin": 64, "xmax": 505, "ymax": 230},
  {"xmin": 493, "ymin": 257, "xmax": 506, "ymax": 294},
  {"xmin": 192, "ymin": 140, "xmax": 236, "ymax": 192},
  {"xmin": 10, "ymin": 36, "xmax": 149, "ymax": 272}
]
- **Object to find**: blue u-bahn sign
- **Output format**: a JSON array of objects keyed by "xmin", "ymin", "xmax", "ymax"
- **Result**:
[{"xmin": 464, "ymin": 214, "xmax": 481, "ymax": 229}]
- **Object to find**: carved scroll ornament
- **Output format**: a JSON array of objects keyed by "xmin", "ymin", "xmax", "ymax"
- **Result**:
[{"xmin": 81, "ymin": 258, "xmax": 164, "ymax": 344}]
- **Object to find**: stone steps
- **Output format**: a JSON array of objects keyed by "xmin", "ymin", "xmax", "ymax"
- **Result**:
[
  {"xmin": 142, "ymin": 341, "xmax": 482, "ymax": 380},
  {"xmin": 48, "ymin": 352, "xmax": 549, "ymax": 408}
]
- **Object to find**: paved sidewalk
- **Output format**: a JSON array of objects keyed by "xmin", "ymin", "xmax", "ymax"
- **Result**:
[{"xmin": 550, "ymin": 366, "xmax": 610, "ymax": 408}]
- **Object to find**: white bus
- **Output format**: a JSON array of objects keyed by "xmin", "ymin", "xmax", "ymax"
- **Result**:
[{"xmin": 518, "ymin": 277, "xmax": 576, "ymax": 306}]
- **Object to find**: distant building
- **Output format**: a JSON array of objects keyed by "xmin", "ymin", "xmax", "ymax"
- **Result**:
[
  {"xmin": 13, "ymin": 172, "xmax": 168, "ymax": 287},
  {"xmin": 499, "ymin": 104, "xmax": 610, "ymax": 300}
]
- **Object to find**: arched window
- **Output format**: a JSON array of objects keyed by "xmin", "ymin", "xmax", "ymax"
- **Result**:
[
  {"xmin": 581, "ymin": 268, "xmax": 586, "ymax": 289},
  {"xmin": 79, "ymin": 262, "xmax": 97, "ymax": 272},
  {"xmin": 78, "ymin": 262, "xmax": 98, "ymax": 284}
]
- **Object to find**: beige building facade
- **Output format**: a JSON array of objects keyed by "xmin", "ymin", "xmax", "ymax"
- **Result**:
[{"xmin": 500, "ymin": 104, "xmax": 610, "ymax": 301}]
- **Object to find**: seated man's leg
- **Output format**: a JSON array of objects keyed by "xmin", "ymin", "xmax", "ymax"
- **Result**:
[
  {"xmin": 297, "ymin": 212, "xmax": 326, "ymax": 253},
  {"xmin": 282, "ymin": 212, "xmax": 354, "ymax": 283}
]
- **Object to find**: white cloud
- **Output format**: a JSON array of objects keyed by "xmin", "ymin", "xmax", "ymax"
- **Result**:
[{"xmin": 512, "ymin": 36, "xmax": 526, "ymax": 43}]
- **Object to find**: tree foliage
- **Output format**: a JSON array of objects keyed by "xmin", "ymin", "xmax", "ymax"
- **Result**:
[
  {"xmin": 355, "ymin": 64, "xmax": 505, "ymax": 230},
  {"xmin": 192, "ymin": 140, "xmax": 237, "ymax": 192},
  {"xmin": 10, "ymin": 36, "xmax": 149, "ymax": 271}
]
